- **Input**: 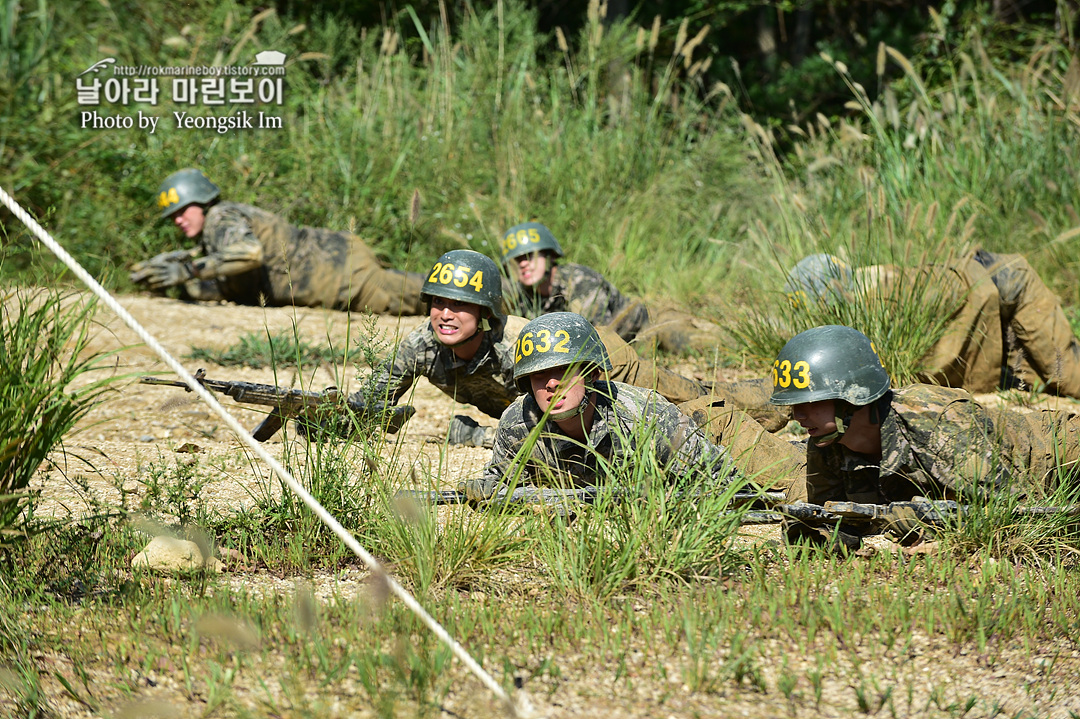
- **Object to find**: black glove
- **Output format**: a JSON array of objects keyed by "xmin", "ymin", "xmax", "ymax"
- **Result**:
[
  {"xmin": 130, "ymin": 257, "xmax": 195, "ymax": 289},
  {"xmin": 447, "ymin": 415, "xmax": 496, "ymax": 448}
]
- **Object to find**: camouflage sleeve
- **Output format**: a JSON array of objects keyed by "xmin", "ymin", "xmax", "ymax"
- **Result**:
[
  {"xmin": 612, "ymin": 386, "xmax": 741, "ymax": 487},
  {"xmin": 919, "ymin": 400, "xmax": 1014, "ymax": 495},
  {"xmin": 194, "ymin": 204, "xmax": 264, "ymax": 279},
  {"xmin": 478, "ymin": 400, "xmax": 534, "ymax": 483},
  {"xmin": 657, "ymin": 404, "xmax": 743, "ymax": 487},
  {"xmin": 349, "ymin": 323, "xmax": 431, "ymax": 407},
  {"xmin": 561, "ymin": 265, "xmax": 623, "ymax": 326}
]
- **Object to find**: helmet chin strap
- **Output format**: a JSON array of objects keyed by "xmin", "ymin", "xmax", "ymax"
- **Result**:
[
  {"xmin": 547, "ymin": 376, "xmax": 601, "ymax": 422},
  {"xmin": 549, "ymin": 390, "xmax": 593, "ymax": 422},
  {"xmin": 812, "ymin": 401, "xmax": 856, "ymax": 447}
]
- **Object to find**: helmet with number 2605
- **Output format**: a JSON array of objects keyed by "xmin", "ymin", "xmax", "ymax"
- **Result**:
[
  {"xmin": 156, "ymin": 168, "xmax": 221, "ymax": 218},
  {"xmin": 500, "ymin": 222, "xmax": 565, "ymax": 264},
  {"xmin": 769, "ymin": 325, "xmax": 890, "ymax": 406},
  {"xmin": 421, "ymin": 250, "xmax": 503, "ymax": 314},
  {"xmin": 513, "ymin": 312, "xmax": 612, "ymax": 393}
]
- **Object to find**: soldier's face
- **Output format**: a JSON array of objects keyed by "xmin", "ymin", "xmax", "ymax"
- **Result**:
[
  {"xmin": 791, "ymin": 400, "xmax": 837, "ymax": 442},
  {"xmin": 529, "ymin": 365, "xmax": 592, "ymax": 415},
  {"xmin": 172, "ymin": 205, "xmax": 206, "ymax": 238},
  {"xmin": 515, "ymin": 252, "xmax": 547, "ymax": 286},
  {"xmin": 429, "ymin": 296, "xmax": 481, "ymax": 345}
]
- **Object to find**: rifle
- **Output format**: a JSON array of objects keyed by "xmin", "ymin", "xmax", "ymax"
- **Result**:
[
  {"xmin": 395, "ymin": 489, "xmax": 1079, "ymax": 534},
  {"xmin": 395, "ymin": 486, "xmax": 788, "ymax": 509},
  {"xmin": 140, "ymin": 368, "xmax": 415, "ymax": 441}
]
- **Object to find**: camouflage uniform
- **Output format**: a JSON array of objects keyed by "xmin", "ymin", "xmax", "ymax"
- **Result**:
[
  {"xmin": 510, "ymin": 262, "xmax": 726, "ymax": 354},
  {"xmin": 352, "ymin": 314, "xmax": 708, "ymax": 417},
  {"xmin": 806, "ymin": 383, "xmax": 1080, "ymax": 505},
  {"xmin": 713, "ymin": 249, "xmax": 1080, "ymax": 431},
  {"xmin": 479, "ymin": 381, "xmax": 740, "ymax": 488},
  {"xmin": 183, "ymin": 202, "xmax": 425, "ymax": 314},
  {"xmin": 856, "ymin": 250, "xmax": 1080, "ymax": 396},
  {"xmin": 678, "ymin": 395, "xmax": 806, "ymax": 499}
]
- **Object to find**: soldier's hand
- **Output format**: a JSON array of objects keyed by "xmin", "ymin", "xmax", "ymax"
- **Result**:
[
  {"xmin": 130, "ymin": 257, "xmax": 194, "ymax": 289},
  {"xmin": 458, "ymin": 477, "xmax": 506, "ymax": 506},
  {"xmin": 447, "ymin": 415, "xmax": 496, "ymax": 448}
]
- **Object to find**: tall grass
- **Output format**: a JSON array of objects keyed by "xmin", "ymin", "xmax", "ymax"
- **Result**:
[
  {"xmin": 1, "ymin": 0, "xmax": 758, "ymax": 312},
  {"xmin": 0, "ymin": 288, "xmax": 118, "ymax": 542},
  {"xmin": 728, "ymin": 32, "xmax": 1079, "ymax": 378}
]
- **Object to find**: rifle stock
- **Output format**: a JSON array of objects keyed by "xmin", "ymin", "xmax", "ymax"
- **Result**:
[{"xmin": 140, "ymin": 369, "xmax": 414, "ymax": 441}]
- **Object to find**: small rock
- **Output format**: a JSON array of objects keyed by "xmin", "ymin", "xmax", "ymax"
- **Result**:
[
  {"xmin": 139, "ymin": 435, "xmax": 155, "ymax": 442},
  {"xmin": 132, "ymin": 536, "xmax": 207, "ymax": 573}
]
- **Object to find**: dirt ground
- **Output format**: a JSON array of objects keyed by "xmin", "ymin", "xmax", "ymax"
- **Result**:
[{"xmin": 24, "ymin": 292, "xmax": 1080, "ymax": 719}]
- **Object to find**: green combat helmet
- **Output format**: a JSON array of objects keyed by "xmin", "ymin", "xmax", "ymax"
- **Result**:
[
  {"xmin": 157, "ymin": 168, "xmax": 220, "ymax": 218},
  {"xmin": 421, "ymin": 249, "xmax": 503, "ymax": 315},
  {"xmin": 499, "ymin": 222, "xmax": 565, "ymax": 264},
  {"xmin": 784, "ymin": 253, "xmax": 853, "ymax": 307},
  {"xmin": 769, "ymin": 325, "xmax": 890, "ymax": 445},
  {"xmin": 513, "ymin": 312, "xmax": 612, "ymax": 394}
]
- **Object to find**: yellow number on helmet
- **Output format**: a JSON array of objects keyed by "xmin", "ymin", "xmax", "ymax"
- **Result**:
[
  {"xmin": 553, "ymin": 330, "xmax": 571, "ymax": 353},
  {"xmin": 469, "ymin": 270, "xmax": 484, "ymax": 292},
  {"xmin": 517, "ymin": 229, "xmax": 529, "ymax": 245},
  {"xmin": 792, "ymin": 360, "xmax": 810, "ymax": 389},
  {"xmin": 777, "ymin": 360, "xmax": 792, "ymax": 388},
  {"xmin": 772, "ymin": 359, "xmax": 780, "ymax": 387},
  {"xmin": 519, "ymin": 332, "xmax": 534, "ymax": 358},
  {"xmin": 452, "ymin": 265, "xmax": 470, "ymax": 287},
  {"xmin": 528, "ymin": 228, "xmax": 540, "ymax": 243},
  {"xmin": 534, "ymin": 329, "xmax": 551, "ymax": 353},
  {"xmin": 439, "ymin": 263, "xmax": 454, "ymax": 284},
  {"xmin": 427, "ymin": 262, "xmax": 443, "ymax": 283}
]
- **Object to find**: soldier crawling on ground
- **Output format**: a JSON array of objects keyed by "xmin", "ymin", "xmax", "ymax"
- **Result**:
[
  {"xmin": 130, "ymin": 168, "xmax": 426, "ymax": 315},
  {"xmin": 498, "ymin": 221, "xmax": 728, "ymax": 355},
  {"xmin": 345, "ymin": 250, "xmax": 719, "ymax": 448},
  {"xmin": 459, "ymin": 312, "xmax": 805, "ymax": 505},
  {"xmin": 715, "ymin": 251, "xmax": 1080, "ymax": 431},
  {"xmin": 769, "ymin": 325, "xmax": 1080, "ymax": 549}
]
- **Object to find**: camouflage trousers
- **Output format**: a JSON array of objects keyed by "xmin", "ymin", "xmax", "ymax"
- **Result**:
[
  {"xmin": 618, "ymin": 302, "xmax": 730, "ymax": 356},
  {"xmin": 973, "ymin": 251, "xmax": 1080, "ymax": 398},
  {"xmin": 342, "ymin": 237, "xmax": 426, "ymax": 316},
  {"xmin": 903, "ymin": 251, "xmax": 1080, "ymax": 397},
  {"xmin": 596, "ymin": 326, "xmax": 707, "ymax": 405},
  {"xmin": 678, "ymin": 396, "xmax": 807, "ymax": 500}
]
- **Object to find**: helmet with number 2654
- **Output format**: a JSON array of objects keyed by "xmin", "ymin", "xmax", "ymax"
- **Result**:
[
  {"xmin": 769, "ymin": 325, "xmax": 890, "ymax": 407},
  {"xmin": 421, "ymin": 250, "xmax": 503, "ymax": 315}
]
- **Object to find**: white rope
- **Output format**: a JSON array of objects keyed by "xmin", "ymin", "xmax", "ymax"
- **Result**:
[{"xmin": 0, "ymin": 185, "xmax": 514, "ymax": 712}]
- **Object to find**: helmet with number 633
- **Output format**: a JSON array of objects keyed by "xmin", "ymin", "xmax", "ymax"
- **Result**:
[
  {"xmin": 513, "ymin": 312, "xmax": 612, "ymax": 392},
  {"xmin": 157, "ymin": 168, "xmax": 220, "ymax": 218},
  {"xmin": 769, "ymin": 325, "xmax": 890, "ymax": 406},
  {"xmin": 421, "ymin": 250, "xmax": 502, "ymax": 314},
  {"xmin": 500, "ymin": 222, "xmax": 565, "ymax": 263}
]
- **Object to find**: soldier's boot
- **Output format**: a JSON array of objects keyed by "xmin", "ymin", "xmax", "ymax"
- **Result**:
[
  {"xmin": 703, "ymin": 377, "xmax": 792, "ymax": 433},
  {"xmin": 988, "ymin": 253, "xmax": 1080, "ymax": 398},
  {"xmin": 679, "ymin": 397, "xmax": 806, "ymax": 496},
  {"xmin": 595, "ymin": 325, "xmax": 707, "ymax": 404}
]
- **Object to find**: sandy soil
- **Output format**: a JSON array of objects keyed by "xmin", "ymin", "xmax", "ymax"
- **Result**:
[{"xmin": 19, "ymin": 292, "xmax": 1080, "ymax": 719}]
